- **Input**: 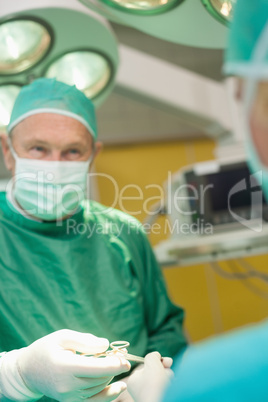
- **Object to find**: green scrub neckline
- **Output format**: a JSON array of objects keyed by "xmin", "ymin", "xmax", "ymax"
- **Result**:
[{"xmin": 1, "ymin": 191, "xmax": 85, "ymax": 236}]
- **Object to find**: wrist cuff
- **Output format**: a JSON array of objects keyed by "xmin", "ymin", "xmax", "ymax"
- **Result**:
[{"xmin": 0, "ymin": 349, "xmax": 43, "ymax": 401}]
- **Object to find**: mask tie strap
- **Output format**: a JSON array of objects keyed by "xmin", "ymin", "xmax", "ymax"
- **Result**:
[{"xmin": 7, "ymin": 137, "xmax": 19, "ymax": 161}]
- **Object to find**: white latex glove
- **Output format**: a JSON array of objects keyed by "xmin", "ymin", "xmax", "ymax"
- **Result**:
[
  {"xmin": 127, "ymin": 352, "xmax": 173, "ymax": 402},
  {"xmin": 113, "ymin": 388, "xmax": 134, "ymax": 402},
  {"xmin": 112, "ymin": 374, "xmax": 134, "ymax": 402},
  {"xmin": 0, "ymin": 329, "xmax": 131, "ymax": 401},
  {"xmin": 113, "ymin": 365, "xmax": 147, "ymax": 402}
]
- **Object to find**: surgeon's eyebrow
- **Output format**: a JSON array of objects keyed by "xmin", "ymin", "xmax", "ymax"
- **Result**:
[
  {"xmin": 23, "ymin": 140, "xmax": 87, "ymax": 149},
  {"xmin": 19, "ymin": 139, "xmax": 49, "ymax": 149},
  {"xmin": 62, "ymin": 142, "xmax": 87, "ymax": 149},
  {"xmin": 24, "ymin": 139, "xmax": 49, "ymax": 146}
]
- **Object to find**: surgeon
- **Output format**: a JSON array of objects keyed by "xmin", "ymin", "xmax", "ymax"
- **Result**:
[
  {"xmin": 224, "ymin": 0, "xmax": 268, "ymax": 199},
  {"xmin": 0, "ymin": 78, "xmax": 187, "ymax": 401},
  {"xmin": 127, "ymin": 0, "xmax": 268, "ymax": 401}
]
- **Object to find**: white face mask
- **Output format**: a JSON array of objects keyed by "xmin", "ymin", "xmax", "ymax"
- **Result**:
[{"xmin": 8, "ymin": 141, "xmax": 93, "ymax": 221}]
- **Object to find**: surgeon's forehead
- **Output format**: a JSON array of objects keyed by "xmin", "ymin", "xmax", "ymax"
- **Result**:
[{"xmin": 11, "ymin": 113, "xmax": 94, "ymax": 147}]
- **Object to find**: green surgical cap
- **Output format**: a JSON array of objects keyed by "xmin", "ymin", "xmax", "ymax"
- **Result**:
[
  {"xmin": 7, "ymin": 78, "xmax": 97, "ymax": 139},
  {"xmin": 224, "ymin": 0, "xmax": 268, "ymax": 78}
]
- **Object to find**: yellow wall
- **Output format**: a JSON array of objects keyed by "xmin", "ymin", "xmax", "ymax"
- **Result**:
[{"xmin": 95, "ymin": 138, "xmax": 268, "ymax": 342}]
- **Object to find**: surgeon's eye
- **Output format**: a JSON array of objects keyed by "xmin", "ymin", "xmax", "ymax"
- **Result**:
[
  {"xmin": 66, "ymin": 149, "xmax": 81, "ymax": 160},
  {"xmin": 29, "ymin": 146, "xmax": 47, "ymax": 158}
]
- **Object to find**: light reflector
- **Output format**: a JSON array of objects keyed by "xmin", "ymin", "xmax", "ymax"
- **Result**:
[
  {"xmin": 201, "ymin": 0, "xmax": 236, "ymax": 24},
  {"xmin": 45, "ymin": 51, "xmax": 111, "ymax": 99},
  {"xmin": 0, "ymin": 19, "xmax": 51, "ymax": 74},
  {"xmin": 99, "ymin": 0, "xmax": 183, "ymax": 15}
]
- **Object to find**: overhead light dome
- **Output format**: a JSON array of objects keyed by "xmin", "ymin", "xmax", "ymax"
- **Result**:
[
  {"xmin": 45, "ymin": 51, "xmax": 111, "ymax": 99},
  {"xmin": 0, "ymin": 84, "xmax": 20, "ymax": 129},
  {"xmin": 79, "ymin": 0, "xmax": 228, "ymax": 48},
  {"xmin": 201, "ymin": 0, "xmax": 236, "ymax": 25},
  {"xmin": 0, "ymin": 1, "xmax": 119, "ymax": 109},
  {"xmin": 99, "ymin": 0, "xmax": 184, "ymax": 15},
  {"xmin": 0, "ymin": 18, "xmax": 52, "ymax": 75}
]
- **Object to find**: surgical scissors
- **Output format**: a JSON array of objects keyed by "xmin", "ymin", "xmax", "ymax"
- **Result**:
[{"xmin": 93, "ymin": 340, "xmax": 145, "ymax": 364}]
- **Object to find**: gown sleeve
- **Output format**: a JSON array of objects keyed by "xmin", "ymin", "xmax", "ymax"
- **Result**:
[{"xmin": 137, "ymin": 228, "xmax": 187, "ymax": 357}]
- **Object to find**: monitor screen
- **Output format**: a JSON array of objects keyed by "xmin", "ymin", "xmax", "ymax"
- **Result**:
[{"xmin": 206, "ymin": 166, "xmax": 265, "ymax": 212}]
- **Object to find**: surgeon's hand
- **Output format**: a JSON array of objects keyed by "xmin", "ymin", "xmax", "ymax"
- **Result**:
[
  {"xmin": 0, "ymin": 329, "xmax": 131, "ymax": 401},
  {"xmin": 127, "ymin": 352, "xmax": 173, "ymax": 402},
  {"xmin": 112, "ymin": 374, "xmax": 134, "ymax": 402}
]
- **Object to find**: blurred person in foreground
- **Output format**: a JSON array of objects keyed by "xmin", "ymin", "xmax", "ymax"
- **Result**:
[{"xmin": 127, "ymin": 1, "xmax": 268, "ymax": 401}]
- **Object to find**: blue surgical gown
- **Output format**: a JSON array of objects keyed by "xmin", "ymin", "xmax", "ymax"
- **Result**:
[{"xmin": 163, "ymin": 320, "xmax": 268, "ymax": 401}]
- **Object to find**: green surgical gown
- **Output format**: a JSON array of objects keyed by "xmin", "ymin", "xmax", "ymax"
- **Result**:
[{"xmin": 0, "ymin": 191, "xmax": 186, "ymax": 401}]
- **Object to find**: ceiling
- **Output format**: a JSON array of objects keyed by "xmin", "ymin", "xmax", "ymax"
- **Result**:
[
  {"xmin": 111, "ymin": 22, "xmax": 224, "ymax": 82},
  {"xmin": 96, "ymin": 21, "xmax": 225, "ymax": 145}
]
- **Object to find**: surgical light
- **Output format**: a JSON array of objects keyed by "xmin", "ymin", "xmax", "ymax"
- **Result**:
[
  {"xmin": 98, "ymin": 0, "xmax": 183, "ymax": 15},
  {"xmin": 45, "ymin": 51, "xmax": 111, "ymax": 99},
  {"xmin": 0, "ymin": 0, "xmax": 119, "ymax": 120},
  {"xmin": 0, "ymin": 19, "xmax": 51, "ymax": 75},
  {"xmin": 201, "ymin": 0, "xmax": 236, "ymax": 25},
  {"xmin": 0, "ymin": 84, "xmax": 20, "ymax": 130},
  {"xmin": 79, "ymin": 0, "xmax": 228, "ymax": 48}
]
